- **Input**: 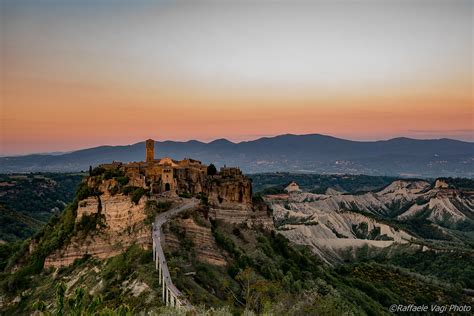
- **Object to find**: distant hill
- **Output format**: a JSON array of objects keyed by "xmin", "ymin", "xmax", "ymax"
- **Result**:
[{"xmin": 1, "ymin": 134, "xmax": 473, "ymax": 177}]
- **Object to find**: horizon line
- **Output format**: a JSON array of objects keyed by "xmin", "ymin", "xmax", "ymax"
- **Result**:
[{"xmin": 2, "ymin": 132, "xmax": 473, "ymax": 158}]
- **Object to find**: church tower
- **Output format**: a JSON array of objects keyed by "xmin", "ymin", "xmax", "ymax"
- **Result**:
[{"xmin": 146, "ymin": 139, "xmax": 155, "ymax": 162}]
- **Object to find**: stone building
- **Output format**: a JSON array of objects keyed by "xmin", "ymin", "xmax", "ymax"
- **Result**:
[
  {"xmin": 99, "ymin": 139, "xmax": 252, "ymax": 205},
  {"xmin": 146, "ymin": 139, "xmax": 155, "ymax": 162}
]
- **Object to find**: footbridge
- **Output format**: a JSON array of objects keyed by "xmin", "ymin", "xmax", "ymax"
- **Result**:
[{"xmin": 152, "ymin": 198, "xmax": 198, "ymax": 310}]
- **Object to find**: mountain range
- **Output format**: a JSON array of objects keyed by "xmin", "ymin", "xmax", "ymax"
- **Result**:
[{"xmin": 1, "ymin": 134, "xmax": 473, "ymax": 177}]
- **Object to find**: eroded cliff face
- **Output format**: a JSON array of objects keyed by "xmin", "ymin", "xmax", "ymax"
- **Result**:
[
  {"xmin": 44, "ymin": 194, "xmax": 151, "ymax": 268},
  {"xmin": 175, "ymin": 168, "xmax": 206, "ymax": 195},
  {"xmin": 164, "ymin": 216, "xmax": 227, "ymax": 266},
  {"xmin": 205, "ymin": 176, "xmax": 252, "ymax": 207},
  {"xmin": 208, "ymin": 201, "xmax": 273, "ymax": 229},
  {"xmin": 203, "ymin": 175, "xmax": 274, "ymax": 228},
  {"xmin": 268, "ymin": 180, "xmax": 473, "ymax": 228},
  {"xmin": 41, "ymin": 167, "xmax": 266, "ymax": 269},
  {"xmin": 266, "ymin": 190, "xmax": 415, "ymax": 264}
]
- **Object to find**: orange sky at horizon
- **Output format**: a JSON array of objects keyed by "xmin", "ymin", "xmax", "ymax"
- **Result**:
[
  {"xmin": 2, "ymin": 72, "xmax": 472, "ymax": 154},
  {"xmin": 1, "ymin": 0, "xmax": 473, "ymax": 155}
]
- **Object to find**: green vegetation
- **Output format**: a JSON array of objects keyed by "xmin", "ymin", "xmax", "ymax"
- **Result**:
[
  {"xmin": 103, "ymin": 168, "xmax": 125, "ymax": 180},
  {"xmin": 1, "ymin": 177, "xmax": 107, "ymax": 295},
  {"xmin": 121, "ymin": 186, "xmax": 148, "ymax": 204},
  {"xmin": 89, "ymin": 166, "xmax": 129, "ymax": 195},
  {"xmin": 2, "ymin": 245, "xmax": 167, "ymax": 315},
  {"xmin": 0, "ymin": 241, "xmax": 22, "ymax": 271},
  {"xmin": 1, "ymin": 171, "xmax": 472, "ymax": 314},
  {"xmin": 144, "ymin": 200, "xmax": 172, "ymax": 225},
  {"xmin": 166, "ymin": 214, "xmax": 468, "ymax": 315},
  {"xmin": 1, "ymin": 203, "xmax": 77, "ymax": 294},
  {"xmin": 334, "ymin": 262, "xmax": 466, "ymax": 308},
  {"xmin": 75, "ymin": 182, "xmax": 102, "ymax": 202},
  {"xmin": 250, "ymin": 173, "xmax": 399, "ymax": 195},
  {"xmin": 32, "ymin": 282, "xmax": 132, "ymax": 315},
  {"xmin": 76, "ymin": 212, "xmax": 106, "ymax": 236},
  {"xmin": 89, "ymin": 166, "xmax": 105, "ymax": 177},
  {"xmin": 0, "ymin": 173, "xmax": 83, "ymax": 242},
  {"xmin": 0, "ymin": 205, "xmax": 42, "ymax": 243},
  {"xmin": 207, "ymin": 163, "xmax": 217, "ymax": 176},
  {"xmin": 366, "ymin": 247, "xmax": 474, "ymax": 289}
]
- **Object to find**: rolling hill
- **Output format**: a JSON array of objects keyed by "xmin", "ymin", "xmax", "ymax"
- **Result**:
[{"xmin": 1, "ymin": 134, "xmax": 473, "ymax": 177}]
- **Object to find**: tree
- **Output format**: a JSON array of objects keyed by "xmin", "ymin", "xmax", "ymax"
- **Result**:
[
  {"xmin": 207, "ymin": 163, "xmax": 217, "ymax": 176},
  {"xmin": 55, "ymin": 282, "xmax": 66, "ymax": 316},
  {"xmin": 235, "ymin": 267, "xmax": 278, "ymax": 313}
]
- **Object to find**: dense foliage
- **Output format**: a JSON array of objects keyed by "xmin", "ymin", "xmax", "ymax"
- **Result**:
[
  {"xmin": 250, "ymin": 173, "xmax": 399, "ymax": 194},
  {"xmin": 0, "ymin": 173, "xmax": 84, "ymax": 242},
  {"xmin": 368, "ymin": 248, "xmax": 474, "ymax": 289}
]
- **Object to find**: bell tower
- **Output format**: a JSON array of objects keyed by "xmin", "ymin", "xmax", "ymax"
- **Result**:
[{"xmin": 146, "ymin": 139, "xmax": 155, "ymax": 162}]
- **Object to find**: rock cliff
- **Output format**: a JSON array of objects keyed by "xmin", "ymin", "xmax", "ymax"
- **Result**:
[
  {"xmin": 204, "ymin": 175, "xmax": 252, "ymax": 207},
  {"xmin": 44, "ymin": 193, "xmax": 151, "ymax": 268},
  {"xmin": 202, "ymin": 174, "xmax": 274, "ymax": 227},
  {"xmin": 270, "ymin": 180, "xmax": 473, "ymax": 227},
  {"xmin": 267, "ymin": 193, "xmax": 414, "ymax": 263}
]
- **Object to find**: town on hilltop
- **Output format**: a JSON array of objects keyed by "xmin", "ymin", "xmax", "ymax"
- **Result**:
[{"xmin": 99, "ymin": 139, "xmax": 252, "ymax": 207}]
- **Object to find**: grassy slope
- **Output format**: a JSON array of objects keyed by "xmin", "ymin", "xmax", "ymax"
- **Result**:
[
  {"xmin": 164, "ymin": 212, "xmax": 469, "ymax": 315},
  {"xmin": 1, "ymin": 245, "xmax": 168, "ymax": 315}
]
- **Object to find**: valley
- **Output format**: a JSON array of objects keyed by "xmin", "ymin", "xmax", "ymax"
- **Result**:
[
  {"xmin": 3, "ymin": 1, "xmax": 472, "ymax": 314},
  {"xmin": 0, "ymin": 156, "xmax": 472, "ymax": 314}
]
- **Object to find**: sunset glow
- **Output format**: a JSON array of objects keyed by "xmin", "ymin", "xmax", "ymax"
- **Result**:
[{"xmin": 1, "ymin": 0, "xmax": 472, "ymax": 155}]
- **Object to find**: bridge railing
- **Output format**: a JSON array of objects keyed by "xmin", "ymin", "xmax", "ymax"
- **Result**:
[{"xmin": 152, "ymin": 221, "xmax": 193, "ymax": 310}]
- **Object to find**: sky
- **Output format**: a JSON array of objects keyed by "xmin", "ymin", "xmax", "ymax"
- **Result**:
[{"xmin": 1, "ymin": 0, "xmax": 473, "ymax": 155}]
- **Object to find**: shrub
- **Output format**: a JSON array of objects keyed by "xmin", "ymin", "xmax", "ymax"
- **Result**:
[
  {"xmin": 76, "ymin": 182, "xmax": 101, "ymax": 202},
  {"xmin": 144, "ymin": 201, "xmax": 172, "ymax": 224},
  {"xmin": 131, "ymin": 188, "xmax": 147, "ymax": 204},
  {"xmin": 76, "ymin": 183, "xmax": 93, "ymax": 201},
  {"xmin": 109, "ymin": 185, "xmax": 119, "ymax": 196},
  {"xmin": 199, "ymin": 193, "xmax": 209, "ymax": 206},
  {"xmin": 76, "ymin": 212, "xmax": 106, "ymax": 234},
  {"xmin": 179, "ymin": 191, "xmax": 192, "ymax": 198},
  {"xmin": 207, "ymin": 164, "xmax": 217, "ymax": 176},
  {"xmin": 103, "ymin": 168, "xmax": 125, "ymax": 180},
  {"xmin": 121, "ymin": 186, "xmax": 135, "ymax": 195},
  {"xmin": 89, "ymin": 167, "xmax": 105, "ymax": 176},
  {"xmin": 121, "ymin": 186, "xmax": 148, "ymax": 204},
  {"xmin": 116, "ymin": 176, "xmax": 129, "ymax": 186}
]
